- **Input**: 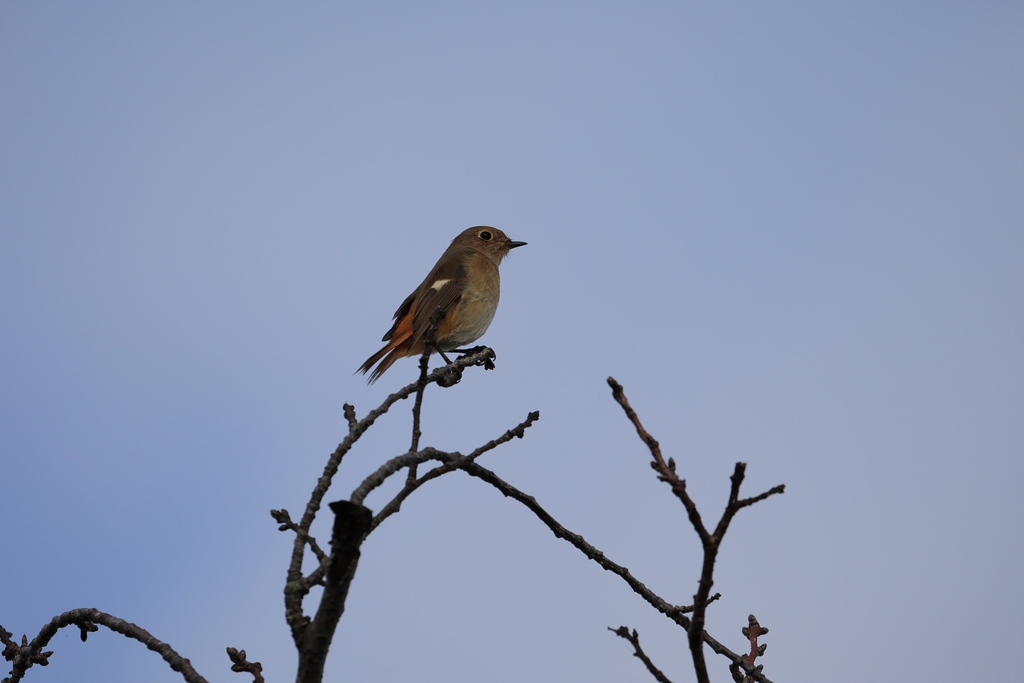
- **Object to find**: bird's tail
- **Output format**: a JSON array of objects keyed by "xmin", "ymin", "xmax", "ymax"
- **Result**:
[{"xmin": 357, "ymin": 332, "xmax": 413, "ymax": 384}]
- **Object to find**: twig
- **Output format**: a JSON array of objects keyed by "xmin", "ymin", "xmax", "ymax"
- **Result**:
[
  {"xmin": 270, "ymin": 509, "xmax": 327, "ymax": 565},
  {"xmin": 452, "ymin": 459, "xmax": 695, "ymax": 624},
  {"xmin": 226, "ymin": 647, "xmax": 264, "ymax": 683},
  {"xmin": 343, "ymin": 404, "xmax": 358, "ymax": 434},
  {"xmin": 280, "ymin": 346, "xmax": 496, "ymax": 645},
  {"xmin": 606, "ymin": 377, "xmax": 784, "ymax": 683},
  {"xmin": 408, "ymin": 310, "xmax": 444, "ymax": 486},
  {"xmin": 368, "ymin": 411, "xmax": 540, "ymax": 532},
  {"xmin": 606, "ymin": 377, "xmax": 706, "ymax": 534},
  {"xmin": 353, "ymin": 445, "xmax": 766, "ymax": 674},
  {"xmin": 453, "ymin": 459, "xmax": 772, "ymax": 678},
  {"xmin": 1, "ymin": 609, "xmax": 207, "ymax": 683},
  {"xmin": 609, "ymin": 626, "xmax": 675, "ymax": 683},
  {"xmin": 729, "ymin": 615, "xmax": 768, "ymax": 683}
]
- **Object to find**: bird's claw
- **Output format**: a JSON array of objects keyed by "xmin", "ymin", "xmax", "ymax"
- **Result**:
[{"xmin": 457, "ymin": 346, "xmax": 496, "ymax": 370}]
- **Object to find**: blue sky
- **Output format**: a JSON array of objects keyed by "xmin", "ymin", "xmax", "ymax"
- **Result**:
[{"xmin": 2, "ymin": 3, "xmax": 1022, "ymax": 682}]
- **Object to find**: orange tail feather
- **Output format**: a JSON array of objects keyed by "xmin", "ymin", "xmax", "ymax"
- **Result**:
[{"xmin": 358, "ymin": 330, "xmax": 413, "ymax": 383}]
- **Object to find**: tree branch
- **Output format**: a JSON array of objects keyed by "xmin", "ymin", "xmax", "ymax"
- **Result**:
[
  {"xmin": 729, "ymin": 615, "xmax": 768, "ymax": 683},
  {"xmin": 343, "ymin": 403, "xmax": 358, "ymax": 434},
  {"xmin": 606, "ymin": 377, "xmax": 711, "ymax": 541},
  {"xmin": 226, "ymin": 647, "xmax": 264, "ymax": 683},
  {"xmin": 278, "ymin": 364, "xmax": 780, "ymax": 683},
  {"xmin": 279, "ymin": 347, "xmax": 497, "ymax": 645},
  {"xmin": 407, "ymin": 310, "xmax": 444, "ymax": 485},
  {"xmin": 1, "ymin": 609, "xmax": 207, "ymax": 683},
  {"xmin": 606, "ymin": 377, "xmax": 784, "ymax": 683},
  {"xmin": 609, "ymin": 626, "xmax": 675, "ymax": 683},
  {"xmin": 270, "ymin": 509, "xmax": 327, "ymax": 566},
  {"xmin": 451, "ymin": 460, "xmax": 696, "ymax": 625},
  {"xmin": 452, "ymin": 458, "xmax": 773, "ymax": 678},
  {"xmin": 295, "ymin": 501, "xmax": 373, "ymax": 683},
  {"xmin": 367, "ymin": 411, "xmax": 540, "ymax": 533}
]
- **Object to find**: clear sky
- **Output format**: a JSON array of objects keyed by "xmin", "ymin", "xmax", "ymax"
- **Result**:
[{"xmin": 2, "ymin": 3, "xmax": 1022, "ymax": 682}]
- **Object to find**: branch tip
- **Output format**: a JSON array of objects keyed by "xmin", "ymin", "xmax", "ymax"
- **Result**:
[
  {"xmin": 343, "ymin": 404, "xmax": 357, "ymax": 433},
  {"xmin": 729, "ymin": 614, "xmax": 770, "ymax": 683},
  {"xmin": 226, "ymin": 647, "xmax": 265, "ymax": 683},
  {"xmin": 1, "ymin": 609, "xmax": 209, "ymax": 683},
  {"xmin": 609, "ymin": 624, "xmax": 675, "ymax": 683}
]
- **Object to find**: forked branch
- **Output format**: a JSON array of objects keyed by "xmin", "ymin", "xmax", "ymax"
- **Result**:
[
  {"xmin": 277, "ymin": 345, "xmax": 498, "ymax": 645},
  {"xmin": 278, "ymin": 338, "xmax": 517, "ymax": 682},
  {"xmin": 5, "ymin": 365, "xmax": 784, "ymax": 683},
  {"xmin": 607, "ymin": 377, "xmax": 784, "ymax": 683}
]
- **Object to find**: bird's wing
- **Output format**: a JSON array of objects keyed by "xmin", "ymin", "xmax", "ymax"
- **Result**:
[
  {"xmin": 408, "ymin": 251, "xmax": 468, "ymax": 344},
  {"xmin": 381, "ymin": 291, "xmax": 416, "ymax": 342}
]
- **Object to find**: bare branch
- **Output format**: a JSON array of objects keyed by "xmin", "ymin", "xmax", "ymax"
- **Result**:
[
  {"xmin": 270, "ymin": 509, "xmax": 327, "ymax": 565},
  {"xmin": 369, "ymin": 411, "xmax": 540, "ymax": 532},
  {"xmin": 605, "ymin": 378, "xmax": 668, "ymax": 467},
  {"xmin": 279, "ymin": 365, "xmax": 778, "ymax": 683},
  {"xmin": 349, "ymin": 447, "xmax": 445, "ymax": 506},
  {"xmin": 226, "ymin": 647, "xmax": 264, "ymax": 683},
  {"xmin": 689, "ymin": 464, "xmax": 781, "ymax": 683},
  {"xmin": 609, "ymin": 627, "xmax": 675, "ymax": 683},
  {"xmin": 349, "ymin": 407, "xmax": 538, "ymax": 513},
  {"xmin": 407, "ymin": 310, "xmax": 444, "ymax": 484},
  {"xmin": 451, "ymin": 460, "xmax": 696, "ymax": 625},
  {"xmin": 729, "ymin": 615, "xmax": 769, "ymax": 683},
  {"xmin": 710, "ymin": 463, "xmax": 786, "ymax": 545},
  {"xmin": 296, "ymin": 501, "xmax": 373, "ymax": 683},
  {"xmin": 357, "ymin": 444, "xmax": 771, "ymax": 681},
  {"xmin": 606, "ymin": 377, "xmax": 782, "ymax": 683},
  {"xmin": 1, "ymin": 609, "xmax": 207, "ymax": 683},
  {"xmin": 453, "ymin": 458, "xmax": 774, "ymax": 678},
  {"xmin": 281, "ymin": 346, "xmax": 496, "ymax": 645},
  {"xmin": 606, "ymin": 377, "xmax": 710, "ymax": 542},
  {"xmin": 343, "ymin": 404, "xmax": 357, "ymax": 434},
  {"xmin": 736, "ymin": 486, "xmax": 787, "ymax": 511}
]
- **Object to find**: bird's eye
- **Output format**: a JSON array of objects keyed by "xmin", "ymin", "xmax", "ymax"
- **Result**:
[{"xmin": 479, "ymin": 231, "xmax": 492, "ymax": 241}]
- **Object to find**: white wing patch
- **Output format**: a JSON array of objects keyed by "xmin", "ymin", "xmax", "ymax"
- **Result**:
[{"xmin": 430, "ymin": 279, "xmax": 451, "ymax": 291}]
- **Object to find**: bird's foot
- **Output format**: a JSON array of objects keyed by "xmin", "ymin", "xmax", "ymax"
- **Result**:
[{"xmin": 455, "ymin": 346, "xmax": 496, "ymax": 371}]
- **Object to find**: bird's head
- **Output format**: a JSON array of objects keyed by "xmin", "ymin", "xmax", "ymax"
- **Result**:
[{"xmin": 452, "ymin": 226, "xmax": 527, "ymax": 264}]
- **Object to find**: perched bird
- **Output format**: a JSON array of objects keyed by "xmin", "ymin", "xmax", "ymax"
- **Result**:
[{"xmin": 358, "ymin": 226, "xmax": 526, "ymax": 383}]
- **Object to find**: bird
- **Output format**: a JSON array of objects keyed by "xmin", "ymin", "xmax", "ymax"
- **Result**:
[{"xmin": 358, "ymin": 226, "xmax": 526, "ymax": 383}]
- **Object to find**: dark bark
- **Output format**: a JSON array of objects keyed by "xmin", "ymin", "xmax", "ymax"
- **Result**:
[{"xmin": 295, "ymin": 501, "xmax": 372, "ymax": 683}]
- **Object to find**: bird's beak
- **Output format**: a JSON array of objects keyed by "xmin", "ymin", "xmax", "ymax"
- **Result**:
[{"xmin": 507, "ymin": 240, "xmax": 527, "ymax": 249}]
